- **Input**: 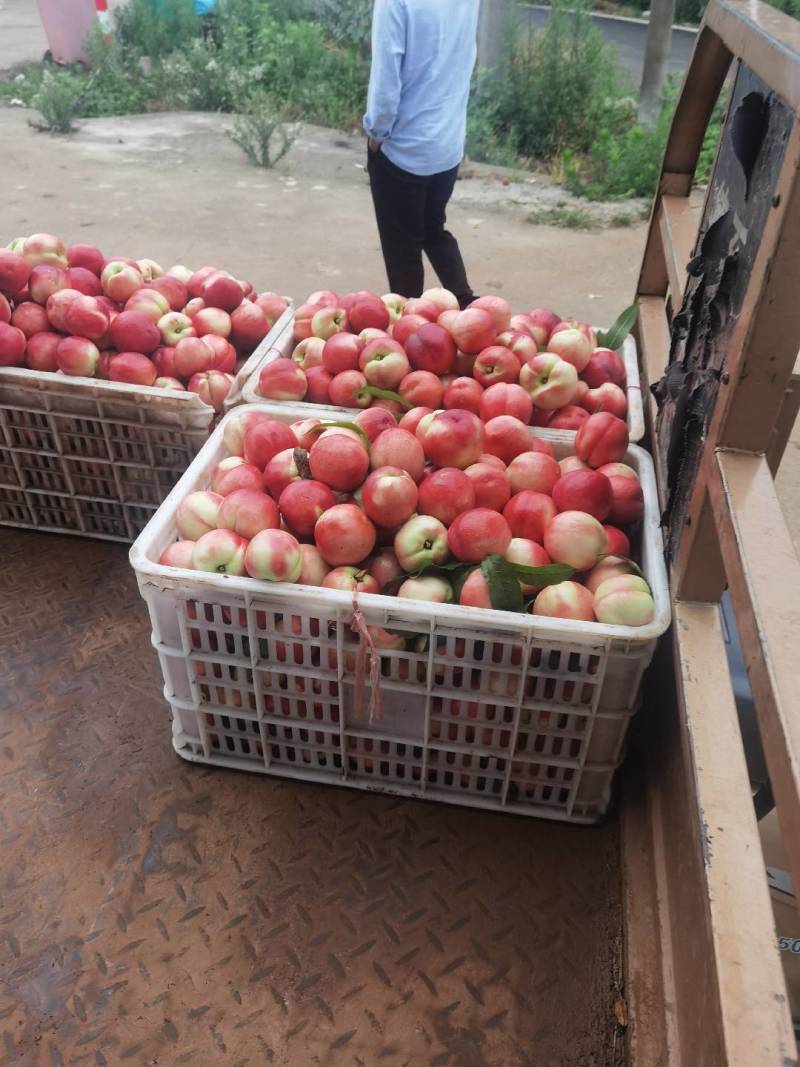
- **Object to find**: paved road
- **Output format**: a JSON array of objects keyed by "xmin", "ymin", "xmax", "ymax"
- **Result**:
[
  {"xmin": 0, "ymin": 0, "xmax": 47, "ymax": 71},
  {"xmin": 521, "ymin": 4, "xmax": 697, "ymax": 86}
]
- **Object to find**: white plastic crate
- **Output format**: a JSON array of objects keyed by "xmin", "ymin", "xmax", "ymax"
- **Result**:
[
  {"xmin": 0, "ymin": 307, "xmax": 294, "ymax": 543},
  {"xmin": 130, "ymin": 402, "xmax": 670, "ymax": 822},
  {"xmin": 0, "ymin": 371, "xmax": 214, "ymax": 542},
  {"xmin": 242, "ymin": 318, "xmax": 645, "ymax": 442}
]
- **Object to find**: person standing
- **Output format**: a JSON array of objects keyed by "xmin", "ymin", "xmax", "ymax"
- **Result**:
[{"xmin": 364, "ymin": 0, "xmax": 480, "ymax": 310}]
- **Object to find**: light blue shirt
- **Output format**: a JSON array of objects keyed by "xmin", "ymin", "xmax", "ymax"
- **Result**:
[{"xmin": 363, "ymin": 0, "xmax": 480, "ymax": 177}]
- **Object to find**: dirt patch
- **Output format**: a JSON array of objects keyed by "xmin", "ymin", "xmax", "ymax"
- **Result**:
[{"xmin": 0, "ymin": 107, "xmax": 650, "ymax": 327}]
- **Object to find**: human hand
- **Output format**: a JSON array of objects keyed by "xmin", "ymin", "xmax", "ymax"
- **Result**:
[{"xmin": 368, "ymin": 137, "xmax": 381, "ymax": 153}]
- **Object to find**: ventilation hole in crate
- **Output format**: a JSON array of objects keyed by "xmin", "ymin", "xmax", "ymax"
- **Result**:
[
  {"xmin": 59, "ymin": 432, "xmax": 109, "ymax": 460},
  {"xmin": 0, "ymin": 488, "xmax": 31, "ymax": 521},
  {"xmin": 0, "ymin": 462, "xmax": 20, "ymax": 486},
  {"xmin": 37, "ymin": 496, "xmax": 81, "ymax": 528},
  {"xmin": 127, "ymin": 505, "xmax": 155, "ymax": 536},
  {"xmin": 9, "ymin": 424, "xmax": 55, "ymax": 450},
  {"xmin": 547, "ymin": 650, "xmax": 561, "ymax": 671}
]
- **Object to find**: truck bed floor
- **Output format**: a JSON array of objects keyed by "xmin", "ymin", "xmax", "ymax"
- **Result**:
[{"xmin": 0, "ymin": 529, "xmax": 623, "ymax": 1066}]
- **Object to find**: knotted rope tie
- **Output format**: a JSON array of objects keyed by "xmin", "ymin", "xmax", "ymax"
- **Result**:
[{"xmin": 350, "ymin": 588, "xmax": 383, "ymax": 723}]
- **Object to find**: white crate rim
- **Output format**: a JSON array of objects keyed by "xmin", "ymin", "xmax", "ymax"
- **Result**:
[
  {"xmin": 223, "ymin": 303, "xmax": 294, "ymax": 412},
  {"xmin": 241, "ymin": 319, "xmax": 646, "ymax": 443},
  {"xmin": 0, "ymin": 303, "xmax": 294, "ymax": 413},
  {"xmin": 130, "ymin": 402, "xmax": 670, "ymax": 646}
]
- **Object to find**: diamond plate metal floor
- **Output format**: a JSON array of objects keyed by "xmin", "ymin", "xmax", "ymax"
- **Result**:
[{"xmin": 0, "ymin": 528, "xmax": 624, "ymax": 1067}]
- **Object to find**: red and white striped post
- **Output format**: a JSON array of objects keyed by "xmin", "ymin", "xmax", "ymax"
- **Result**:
[{"xmin": 95, "ymin": 0, "xmax": 112, "ymax": 39}]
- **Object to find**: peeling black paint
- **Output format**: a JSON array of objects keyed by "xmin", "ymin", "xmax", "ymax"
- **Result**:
[{"xmin": 651, "ymin": 66, "xmax": 793, "ymax": 561}]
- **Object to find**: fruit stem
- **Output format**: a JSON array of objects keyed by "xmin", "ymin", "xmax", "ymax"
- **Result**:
[
  {"xmin": 356, "ymin": 385, "xmax": 413, "ymax": 411},
  {"xmin": 315, "ymin": 419, "xmax": 371, "ymax": 450}
]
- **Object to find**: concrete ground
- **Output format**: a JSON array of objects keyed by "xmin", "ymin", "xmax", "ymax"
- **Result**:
[{"xmin": 0, "ymin": 108, "xmax": 647, "ymax": 325}]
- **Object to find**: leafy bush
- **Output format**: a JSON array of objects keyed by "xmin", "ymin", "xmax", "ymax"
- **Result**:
[
  {"xmin": 771, "ymin": 0, "xmax": 800, "ymax": 19},
  {"xmin": 228, "ymin": 91, "xmax": 298, "ymax": 167},
  {"xmin": 30, "ymin": 69, "xmax": 82, "ymax": 133},
  {"xmin": 314, "ymin": 0, "xmax": 372, "ymax": 55},
  {"xmin": 152, "ymin": 37, "xmax": 239, "ymax": 111},
  {"xmin": 562, "ymin": 115, "xmax": 668, "ymax": 199},
  {"xmin": 527, "ymin": 205, "xmax": 596, "ymax": 229},
  {"xmin": 563, "ymin": 75, "xmax": 725, "ymax": 199},
  {"xmin": 114, "ymin": 0, "xmax": 202, "ymax": 58},
  {"xmin": 479, "ymin": 0, "xmax": 628, "ymax": 161},
  {"xmin": 0, "ymin": 63, "xmax": 45, "ymax": 106},
  {"xmin": 4, "ymin": 0, "xmax": 369, "ymax": 128},
  {"xmin": 78, "ymin": 26, "xmax": 155, "ymax": 116}
]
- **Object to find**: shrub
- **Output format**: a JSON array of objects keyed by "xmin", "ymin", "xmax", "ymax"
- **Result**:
[
  {"xmin": 482, "ymin": 0, "xmax": 628, "ymax": 161},
  {"xmin": 244, "ymin": 17, "xmax": 368, "ymax": 129},
  {"xmin": 30, "ymin": 69, "xmax": 82, "ymax": 133},
  {"xmin": 466, "ymin": 72, "xmax": 520, "ymax": 166},
  {"xmin": 114, "ymin": 0, "xmax": 202, "ymax": 58},
  {"xmin": 8, "ymin": 2, "xmax": 369, "ymax": 128},
  {"xmin": 78, "ymin": 27, "xmax": 155, "ymax": 116},
  {"xmin": 228, "ymin": 91, "xmax": 298, "ymax": 167},
  {"xmin": 527, "ymin": 205, "xmax": 597, "ymax": 229},
  {"xmin": 314, "ymin": 0, "xmax": 373, "ymax": 55},
  {"xmin": 153, "ymin": 37, "xmax": 238, "ymax": 111},
  {"xmin": 562, "ymin": 118, "xmax": 668, "ymax": 199},
  {"xmin": 563, "ymin": 75, "xmax": 725, "ymax": 199}
]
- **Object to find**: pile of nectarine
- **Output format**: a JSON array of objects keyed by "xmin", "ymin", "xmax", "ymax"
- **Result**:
[
  {"xmin": 159, "ymin": 405, "xmax": 656, "ymax": 629},
  {"xmin": 0, "ymin": 233, "xmax": 287, "ymax": 412},
  {"xmin": 256, "ymin": 286, "xmax": 629, "ymax": 430}
]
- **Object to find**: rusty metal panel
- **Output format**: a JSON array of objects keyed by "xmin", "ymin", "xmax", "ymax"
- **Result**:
[{"xmin": 0, "ymin": 529, "xmax": 624, "ymax": 1067}]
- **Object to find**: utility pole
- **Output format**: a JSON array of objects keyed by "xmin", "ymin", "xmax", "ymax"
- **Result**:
[{"xmin": 638, "ymin": 0, "xmax": 676, "ymax": 126}]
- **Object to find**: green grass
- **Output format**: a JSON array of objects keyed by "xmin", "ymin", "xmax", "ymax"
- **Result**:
[{"xmin": 527, "ymin": 205, "xmax": 597, "ymax": 229}]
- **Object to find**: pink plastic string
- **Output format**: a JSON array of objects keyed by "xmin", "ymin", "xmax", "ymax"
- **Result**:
[{"xmin": 350, "ymin": 589, "xmax": 383, "ymax": 723}]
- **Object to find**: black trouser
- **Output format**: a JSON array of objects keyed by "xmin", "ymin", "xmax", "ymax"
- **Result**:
[{"xmin": 367, "ymin": 147, "xmax": 475, "ymax": 309}]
